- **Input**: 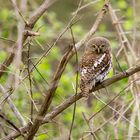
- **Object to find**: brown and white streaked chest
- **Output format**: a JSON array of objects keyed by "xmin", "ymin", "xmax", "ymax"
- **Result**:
[{"xmin": 80, "ymin": 50, "xmax": 112, "ymax": 82}]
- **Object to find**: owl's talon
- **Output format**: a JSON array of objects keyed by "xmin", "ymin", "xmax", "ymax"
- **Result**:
[
  {"xmin": 82, "ymin": 94, "xmax": 89, "ymax": 100},
  {"xmin": 81, "ymin": 91, "xmax": 90, "ymax": 98}
]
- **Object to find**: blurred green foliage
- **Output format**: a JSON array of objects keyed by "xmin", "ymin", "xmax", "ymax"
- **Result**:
[{"xmin": 0, "ymin": 0, "xmax": 139, "ymax": 139}]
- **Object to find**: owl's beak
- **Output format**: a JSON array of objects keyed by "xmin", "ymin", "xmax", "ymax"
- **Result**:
[{"xmin": 97, "ymin": 47, "xmax": 100, "ymax": 53}]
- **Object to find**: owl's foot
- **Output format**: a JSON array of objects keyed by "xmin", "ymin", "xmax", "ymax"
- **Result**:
[
  {"xmin": 81, "ymin": 90, "xmax": 90, "ymax": 99},
  {"xmin": 81, "ymin": 84, "xmax": 93, "ymax": 99},
  {"xmin": 82, "ymin": 94, "xmax": 89, "ymax": 100}
]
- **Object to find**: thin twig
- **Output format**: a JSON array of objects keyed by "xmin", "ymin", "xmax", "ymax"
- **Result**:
[
  {"xmin": 80, "ymin": 104, "xmax": 127, "ymax": 140},
  {"xmin": 68, "ymin": 26, "xmax": 79, "ymax": 140},
  {"xmin": 0, "ymin": 85, "xmax": 26, "ymax": 126},
  {"xmin": 93, "ymin": 92, "xmax": 139, "ymax": 131},
  {"xmin": 68, "ymin": 2, "xmax": 82, "ymax": 139},
  {"xmin": 0, "ymin": 111, "xmax": 23, "ymax": 136},
  {"xmin": 108, "ymin": 4, "xmax": 136, "ymax": 61},
  {"xmin": 72, "ymin": 0, "xmax": 101, "ymax": 15},
  {"xmin": 82, "ymin": 112, "xmax": 98, "ymax": 140},
  {"xmin": 27, "ymin": 42, "xmax": 34, "ymax": 122},
  {"xmin": 10, "ymin": 0, "xmax": 28, "ymax": 24},
  {"xmin": 0, "ymin": 37, "xmax": 16, "ymax": 43}
]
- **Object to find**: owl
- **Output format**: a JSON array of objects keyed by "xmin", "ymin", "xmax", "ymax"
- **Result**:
[{"xmin": 80, "ymin": 37, "xmax": 112, "ymax": 97}]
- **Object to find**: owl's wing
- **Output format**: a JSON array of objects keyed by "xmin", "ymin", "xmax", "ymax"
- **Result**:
[
  {"xmin": 80, "ymin": 53, "xmax": 112, "ymax": 97},
  {"xmin": 80, "ymin": 65, "xmax": 98, "ymax": 98},
  {"xmin": 80, "ymin": 67, "xmax": 95, "ymax": 84},
  {"xmin": 80, "ymin": 53, "xmax": 112, "ymax": 85},
  {"xmin": 91, "ymin": 53, "xmax": 112, "ymax": 83}
]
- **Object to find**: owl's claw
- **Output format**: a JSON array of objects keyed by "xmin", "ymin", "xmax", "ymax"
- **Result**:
[
  {"xmin": 82, "ymin": 93, "xmax": 89, "ymax": 97},
  {"xmin": 81, "ymin": 90, "xmax": 90, "ymax": 99},
  {"xmin": 82, "ymin": 93, "xmax": 89, "ymax": 100}
]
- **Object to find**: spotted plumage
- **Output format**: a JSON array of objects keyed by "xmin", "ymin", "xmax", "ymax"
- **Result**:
[{"xmin": 80, "ymin": 37, "xmax": 112, "ymax": 97}]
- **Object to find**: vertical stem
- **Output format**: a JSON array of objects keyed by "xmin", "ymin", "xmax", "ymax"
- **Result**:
[{"xmin": 27, "ymin": 42, "xmax": 33, "ymax": 122}]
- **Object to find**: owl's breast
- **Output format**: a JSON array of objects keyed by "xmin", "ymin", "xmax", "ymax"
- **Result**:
[
  {"xmin": 80, "ymin": 51, "xmax": 112, "ymax": 85},
  {"xmin": 80, "ymin": 52, "xmax": 98, "ymax": 67}
]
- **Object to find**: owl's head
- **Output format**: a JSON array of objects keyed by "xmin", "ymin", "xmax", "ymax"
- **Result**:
[{"xmin": 86, "ymin": 37, "xmax": 111, "ymax": 53}]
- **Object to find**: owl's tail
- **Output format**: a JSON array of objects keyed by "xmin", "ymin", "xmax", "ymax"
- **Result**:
[{"xmin": 81, "ymin": 85, "xmax": 91, "ymax": 98}]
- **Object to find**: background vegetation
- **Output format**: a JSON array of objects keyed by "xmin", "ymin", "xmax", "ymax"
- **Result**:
[{"xmin": 0, "ymin": 0, "xmax": 140, "ymax": 139}]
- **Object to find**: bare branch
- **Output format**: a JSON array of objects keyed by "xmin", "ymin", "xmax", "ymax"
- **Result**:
[
  {"xmin": 108, "ymin": 4, "xmax": 136, "ymax": 61},
  {"xmin": 0, "ymin": 111, "xmax": 21, "ymax": 135},
  {"xmin": 43, "ymin": 64, "xmax": 140, "ymax": 124},
  {"xmin": 27, "ymin": 0, "xmax": 56, "ymax": 28},
  {"xmin": 0, "ymin": 85, "xmax": 26, "ymax": 126}
]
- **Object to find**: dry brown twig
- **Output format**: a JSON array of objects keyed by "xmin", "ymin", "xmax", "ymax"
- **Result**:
[
  {"xmin": 0, "ymin": 0, "xmax": 57, "ymax": 138},
  {"xmin": 82, "ymin": 112, "xmax": 97, "ymax": 139},
  {"xmin": 0, "ymin": 0, "xmax": 27, "ymax": 127},
  {"xmin": 72, "ymin": 0, "xmax": 101, "ymax": 15},
  {"xmin": 80, "ymin": 101, "xmax": 134, "ymax": 140},
  {"xmin": 93, "ymin": 93, "xmax": 139, "ymax": 130},
  {"xmin": 108, "ymin": 4, "xmax": 136, "ymax": 63},
  {"xmin": 26, "ymin": 42, "xmax": 34, "ymax": 122}
]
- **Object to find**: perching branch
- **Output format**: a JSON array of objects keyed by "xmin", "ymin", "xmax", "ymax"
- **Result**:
[
  {"xmin": 2, "ymin": 64, "xmax": 140, "ymax": 140},
  {"xmin": 43, "ymin": 64, "xmax": 140, "ymax": 123}
]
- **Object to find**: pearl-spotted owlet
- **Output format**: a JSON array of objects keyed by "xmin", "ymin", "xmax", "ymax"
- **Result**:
[{"xmin": 80, "ymin": 37, "xmax": 112, "ymax": 97}]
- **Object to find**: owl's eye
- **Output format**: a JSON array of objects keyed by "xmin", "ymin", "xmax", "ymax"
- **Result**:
[
  {"xmin": 99, "ymin": 44, "xmax": 106, "ymax": 53},
  {"xmin": 101, "ymin": 44, "xmax": 105, "ymax": 48},
  {"xmin": 91, "ymin": 44, "xmax": 97, "ymax": 51},
  {"xmin": 92, "ymin": 44, "xmax": 97, "ymax": 48}
]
